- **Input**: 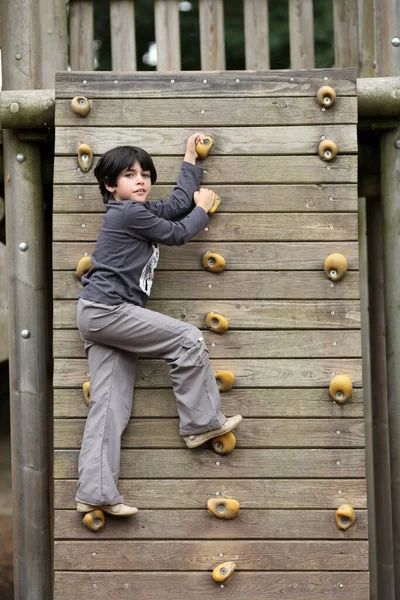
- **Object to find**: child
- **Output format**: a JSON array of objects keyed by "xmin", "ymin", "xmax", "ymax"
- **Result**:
[{"xmin": 75, "ymin": 133, "xmax": 242, "ymax": 516}]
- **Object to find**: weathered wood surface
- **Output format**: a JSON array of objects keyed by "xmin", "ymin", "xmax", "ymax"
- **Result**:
[
  {"xmin": 289, "ymin": 0, "xmax": 315, "ymax": 69},
  {"xmin": 154, "ymin": 0, "xmax": 181, "ymax": 71},
  {"xmin": 54, "ymin": 155, "xmax": 358, "ymax": 184},
  {"xmin": 54, "ymin": 508, "xmax": 368, "ymax": 539},
  {"xmin": 54, "ymin": 387, "xmax": 364, "ymax": 419},
  {"xmin": 69, "ymin": 1, "xmax": 94, "ymax": 71},
  {"xmin": 53, "ymin": 241, "xmax": 359, "ymax": 270},
  {"xmin": 110, "ymin": 0, "xmax": 136, "ymax": 71},
  {"xmin": 54, "ymin": 448, "xmax": 366, "ymax": 479},
  {"xmin": 333, "ymin": 0, "xmax": 359, "ymax": 70},
  {"xmin": 244, "ymin": 0, "xmax": 270, "ymax": 70},
  {"xmin": 54, "ymin": 478, "xmax": 367, "ymax": 508},
  {"xmin": 54, "ymin": 418, "xmax": 365, "ymax": 449},
  {"xmin": 54, "ymin": 299, "xmax": 361, "ymax": 329},
  {"xmin": 53, "ymin": 572, "xmax": 369, "ymax": 600},
  {"xmin": 53, "ymin": 213, "xmax": 359, "ymax": 242},
  {"xmin": 54, "ymin": 539, "xmax": 368, "ymax": 571},
  {"xmin": 55, "ymin": 125, "xmax": 358, "ymax": 156},
  {"xmin": 53, "ymin": 183, "xmax": 358, "ymax": 213},
  {"xmin": 55, "ymin": 69, "xmax": 357, "ymax": 98},
  {"xmin": 54, "ymin": 271, "xmax": 360, "ymax": 300},
  {"xmin": 199, "ymin": 0, "xmax": 225, "ymax": 70},
  {"xmin": 53, "ymin": 329, "xmax": 361, "ymax": 358}
]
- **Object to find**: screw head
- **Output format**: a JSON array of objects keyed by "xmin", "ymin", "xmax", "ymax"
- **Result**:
[
  {"xmin": 395, "ymin": 140, "xmax": 400, "ymax": 149},
  {"xmin": 16, "ymin": 153, "xmax": 25, "ymax": 163},
  {"xmin": 336, "ymin": 430, "xmax": 341, "ymax": 435},
  {"xmin": 219, "ymin": 553, "xmax": 224, "ymax": 557},
  {"xmin": 15, "ymin": 53, "xmax": 22, "ymax": 60},
  {"xmin": 215, "ymin": 461, "xmax": 220, "ymax": 465},
  {"xmin": 236, "ymin": 78, "xmax": 240, "ymax": 83},
  {"xmin": 336, "ymin": 460, "xmax": 341, "ymax": 465},
  {"xmin": 92, "ymin": 551, "xmax": 97, "ymax": 556},
  {"xmin": 215, "ymin": 491, "xmax": 220, "ymax": 495},
  {"xmin": 9, "ymin": 102, "xmax": 20, "ymax": 113},
  {"xmin": 171, "ymin": 79, "xmax": 175, "ymax": 83},
  {"xmin": 21, "ymin": 329, "xmax": 31, "ymax": 339},
  {"xmin": 331, "ymin": 311, "xmax": 335, "ymax": 315},
  {"xmin": 19, "ymin": 242, "xmax": 29, "ymax": 252},
  {"xmin": 205, "ymin": 227, "xmax": 209, "ymax": 232},
  {"xmin": 338, "ymin": 489, "xmax": 342, "ymax": 494},
  {"xmin": 290, "ymin": 77, "xmax": 294, "ymax": 82},
  {"xmin": 203, "ymin": 79, "xmax": 208, "ymax": 83},
  {"xmin": 82, "ymin": 223, "xmax": 86, "ymax": 228},
  {"xmin": 324, "ymin": 76, "xmax": 328, "ymax": 80},
  {"xmin": 392, "ymin": 37, "xmax": 400, "ymax": 47},
  {"xmin": 82, "ymin": 80, "xmax": 87, "ymax": 85},
  {"xmin": 339, "ymin": 583, "xmax": 344, "ymax": 588}
]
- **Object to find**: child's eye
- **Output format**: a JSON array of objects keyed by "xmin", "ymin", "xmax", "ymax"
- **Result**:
[{"xmin": 143, "ymin": 173, "xmax": 150, "ymax": 178}]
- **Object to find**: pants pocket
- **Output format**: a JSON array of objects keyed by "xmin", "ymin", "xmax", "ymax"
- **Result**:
[{"xmin": 181, "ymin": 329, "xmax": 209, "ymax": 367}]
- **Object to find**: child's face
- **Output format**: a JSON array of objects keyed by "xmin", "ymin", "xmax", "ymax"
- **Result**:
[{"xmin": 106, "ymin": 160, "xmax": 152, "ymax": 202}]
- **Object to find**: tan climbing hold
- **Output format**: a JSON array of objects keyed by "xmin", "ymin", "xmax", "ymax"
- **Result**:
[
  {"xmin": 208, "ymin": 195, "xmax": 221, "ymax": 214},
  {"xmin": 212, "ymin": 431, "xmax": 236, "ymax": 455},
  {"xmin": 212, "ymin": 561, "xmax": 237, "ymax": 582},
  {"xmin": 324, "ymin": 253, "xmax": 348, "ymax": 282},
  {"xmin": 75, "ymin": 255, "xmax": 93, "ymax": 280},
  {"xmin": 71, "ymin": 96, "xmax": 92, "ymax": 117},
  {"xmin": 195, "ymin": 135, "xmax": 215, "ymax": 159},
  {"xmin": 318, "ymin": 139, "xmax": 337, "ymax": 161},
  {"xmin": 82, "ymin": 381, "xmax": 90, "ymax": 406},
  {"xmin": 82, "ymin": 509, "xmax": 105, "ymax": 532},
  {"xmin": 78, "ymin": 143, "xmax": 94, "ymax": 173},
  {"xmin": 335, "ymin": 504, "xmax": 356, "ymax": 530},
  {"xmin": 204, "ymin": 312, "xmax": 229, "ymax": 334},
  {"xmin": 329, "ymin": 374, "xmax": 353, "ymax": 403},
  {"xmin": 201, "ymin": 252, "xmax": 226, "ymax": 273},
  {"xmin": 316, "ymin": 85, "xmax": 336, "ymax": 108},
  {"xmin": 215, "ymin": 371, "xmax": 235, "ymax": 392},
  {"xmin": 207, "ymin": 497, "xmax": 240, "ymax": 520}
]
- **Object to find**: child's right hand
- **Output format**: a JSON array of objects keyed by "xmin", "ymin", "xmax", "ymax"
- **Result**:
[{"xmin": 194, "ymin": 188, "xmax": 218, "ymax": 213}]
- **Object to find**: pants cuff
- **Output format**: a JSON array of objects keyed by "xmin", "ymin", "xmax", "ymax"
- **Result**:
[
  {"xmin": 75, "ymin": 491, "xmax": 124, "ymax": 505},
  {"xmin": 179, "ymin": 412, "xmax": 226, "ymax": 436}
]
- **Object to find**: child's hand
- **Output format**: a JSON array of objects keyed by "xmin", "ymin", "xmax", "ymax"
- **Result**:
[
  {"xmin": 194, "ymin": 188, "xmax": 218, "ymax": 213},
  {"xmin": 184, "ymin": 132, "xmax": 206, "ymax": 165}
]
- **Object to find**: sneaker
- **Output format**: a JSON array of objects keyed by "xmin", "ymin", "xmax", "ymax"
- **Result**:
[
  {"xmin": 76, "ymin": 502, "xmax": 138, "ymax": 516},
  {"xmin": 182, "ymin": 414, "xmax": 242, "ymax": 448}
]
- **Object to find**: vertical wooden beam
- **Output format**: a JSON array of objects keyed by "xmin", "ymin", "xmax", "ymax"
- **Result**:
[
  {"xmin": 110, "ymin": 0, "xmax": 137, "ymax": 70},
  {"xmin": 375, "ymin": 0, "xmax": 400, "ymax": 76},
  {"xmin": 38, "ymin": 0, "xmax": 68, "ymax": 87},
  {"xmin": 0, "ymin": 0, "xmax": 52, "ymax": 598},
  {"xmin": 333, "ymin": 0, "xmax": 359, "ymax": 70},
  {"xmin": 288, "ymin": 0, "xmax": 315, "ymax": 69},
  {"xmin": 357, "ymin": 0, "xmax": 376, "ymax": 77},
  {"xmin": 244, "ymin": 0, "xmax": 270, "ymax": 70},
  {"xmin": 199, "ymin": 0, "xmax": 225, "ymax": 70},
  {"xmin": 69, "ymin": 0, "xmax": 94, "ymax": 70},
  {"xmin": 154, "ymin": 0, "xmax": 181, "ymax": 71}
]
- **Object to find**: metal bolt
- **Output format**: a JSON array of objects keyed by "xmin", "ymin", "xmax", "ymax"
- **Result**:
[
  {"xmin": 84, "ymin": 252, "xmax": 88, "ymax": 256},
  {"xmin": 329, "ymin": 196, "xmax": 334, "ymax": 201},
  {"xmin": 322, "ymin": 107, "xmax": 326, "ymax": 112},
  {"xmin": 82, "ymin": 223, "xmax": 86, "ymax": 228},
  {"xmin": 236, "ymin": 78, "xmax": 240, "ymax": 83},
  {"xmin": 220, "ymin": 567, "xmax": 228, "ymax": 575},
  {"xmin": 211, "ymin": 342, "xmax": 216, "ymax": 347},
  {"xmin": 16, "ymin": 153, "xmax": 25, "ymax": 163},
  {"xmin": 114, "ymin": 80, "xmax": 118, "ymax": 84},
  {"xmin": 324, "ymin": 76, "xmax": 328, "ymax": 80},
  {"xmin": 171, "ymin": 79, "xmax": 175, "ymax": 83},
  {"xmin": 205, "ymin": 227, "xmax": 209, "ymax": 231},
  {"xmin": 215, "ymin": 461, "xmax": 220, "ymax": 466},
  {"xmin": 21, "ymin": 329, "xmax": 31, "ymax": 339},
  {"xmin": 208, "ymin": 284, "xmax": 213, "ymax": 288},
  {"xmin": 9, "ymin": 102, "xmax": 20, "ymax": 113},
  {"xmin": 200, "ymin": 109, "xmax": 205, "ymax": 114},
  {"xmin": 391, "ymin": 37, "xmax": 400, "ymax": 47},
  {"xmin": 83, "ymin": 80, "xmax": 87, "ymax": 85},
  {"xmin": 290, "ymin": 77, "xmax": 294, "ymax": 82},
  {"xmin": 339, "ymin": 583, "xmax": 344, "ymax": 588},
  {"xmin": 336, "ymin": 430, "xmax": 341, "ymax": 435},
  {"xmin": 19, "ymin": 242, "xmax": 29, "ymax": 252},
  {"xmin": 15, "ymin": 53, "xmax": 22, "ymax": 60},
  {"xmin": 215, "ymin": 491, "xmax": 220, "ymax": 495},
  {"xmin": 338, "ymin": 489, "xmax": 342, "ymax": 494},
  {"xmin": 203, "ymin": 79, "xmax": 208, "ymax": 83},
  {"xmin": 321, "ymin": 135, "xmax": 326, "ymax": 140},
  {"xmin": 336, "ymin": 460, "xmax": 341, "ymax": 465},
  {"xmin": 219, "ymin": 553, "xmax": 224, "ymax": 557},
  {"xmin": 92, "ymin": 552, "xmax": 97, "ymax": 556},
  {"xmin": 394, "ymin": 140, "xmax": 400, "ymax": 149},
  {"xmin": 331, "ymin": 311, "xmax": 335, "ymax": 315},
  {"xmin": 329, "ymin": 224, "xmax": 334, "ymax": 229},
  {"xmin": 333, "ymin": 341, "xmax": 337, "ymax": 346}
]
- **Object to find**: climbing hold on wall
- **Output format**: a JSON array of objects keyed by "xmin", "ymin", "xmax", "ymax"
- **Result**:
[
  {"xmin": 316, "ymin": 86, "xmax": 336, "ymax": 108},
  {"xmin": 207, "ymin": 497, "xmax": 240, "ymax": 519},
  {"xmin": 318, "ymin": 139, "xmax": 338, "ymax": 161},
  {"xmin": 324, "ymin": 253, "xmax": 348, "ymax": 281},
  {"xmin": 212, "ymin": 561, "xmax": 237, "ymax": 582},
  {"xmin": 82, "ymin": 381, "xmax": 90, "ymax": 406},
  {"xmin": 71, "ymin": 96, "xmax": 92, "ymax": 117},
  {"xmin": 335, "ymin": 504, "xmax": 356, "ymax": 530},
  {"xmin": 196, "ymin": 135, "xmax": 215, "ymax": 159},
  {"xmin": 75, "ymin": 255, "xmax": 93, "ymax": 280},
  {"xmin": 215, "ymin": 371, "xmax": 235, "ymax": 392},
  {"xmin": 208, "ymin": 195, "xmax": 222, "ymax": 214},
  {"xmin": 77, "ymin": 143, "xmax": 94, "ymax": 173},
  {"xmin": 201, "ymin": 252, "xmax": 226, "ymax": 273},
  {"xmin": 212, "ymin": 432, "xmax": 237, "ymax": 454},
  {"xmin": 204, "ymin": 312, "xmax": 229, "ymax": 334},
  {"xmin": 329, "ymin": 374, "xmax": 353, "ymax": 403},
  {"xmin": 82, "ymin": 509, "xmax": 105, "ymax": 532}
]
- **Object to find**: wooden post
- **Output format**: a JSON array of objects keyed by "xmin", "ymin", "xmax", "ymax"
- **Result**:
[
  {"xmin": 0, "ymin": 0, "xmax": 52, "ymax": 599},
  {"xmin": 333, "ymin": 0, "xmax": 359, "ymax": 71},
  {"xmin": 69, "ymin": 0, "xmax": 94, "ymax": 70},
  {"xmin": 375, "ymin": 0, "xmax": 400, "ymax": 77},
  {"xmin": 199, "ymin": 0, "xmax": 226, "ymax": 70},
  {"xmin": 154, "ymin": 0, "xmax": 181, "ymax": 71},
  {"xmin": 289, "ymin": 0, "xmax": 315, "ymax": 69},
  {"xmin": 244, "ymin": 0, "xmax": 270, "ymax": 70},
  {"xmin": 38, "ymin": 0, "xmax": 68, "ymax": 87},
  {"xmin": 110, "ymin": 0, "xmax": 137, "ymax": 70}
]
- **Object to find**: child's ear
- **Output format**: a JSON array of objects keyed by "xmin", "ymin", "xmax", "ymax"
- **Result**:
[{"xmin": 104, "ymin": 180, "xmax": 115, "ymax": 193}]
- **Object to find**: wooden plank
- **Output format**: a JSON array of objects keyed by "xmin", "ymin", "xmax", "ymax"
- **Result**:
[
  {"xmin": 53, "ymin": 572, "xmax": 370, "ymax": 600},
  {"xmin": 199, "ymin": 0, "xmax": 225, "ymax": 70},
  {"xmin": 244, "ymin": 0, "xmax": 270, "ymax": 69},
  {"xmin": 53, "ymin": 329, "xmax": 362, "ymax": 359},
  {"xmin": 54, "ymin": 448, "xmax": 366, "ymax": 478},
  {"xmin": 55, "ymin": 97, "xmax": 358, "ymax": 126},
  {"xmin": 69, "ymin": 1, "xmax": 94, "ymax": 71},
  {"xmin": 54, "ymin": 386, "xmax": 364, "ymax": 419},
  {"xmin": 334, "ymin": 0, "xmax": 359, "ymax": 70},
  {"xmin": 38, "ymin": 0, "xmax": 68, "ymax": 88},
  {"xmin": 54, "ymin": 300, "xmax": 361, "ymax": 330},
  {"xmin": 53, "ymin": 213, "xmax": 359, "ymax": 242},
  {"xmin": 53, "ymin": 271, "xmax": 361, "ymax": 300},
  {"xmin": 289, "ymin": 0, "xmax": 315, "ymax": 69},
  {"xmin": 53, "ymin": 155, "xmax": 359, "ymax": 184},
  {"xmin": 55, "ymin": 69, "xmax": 357, "ymax": 98},
  {"xmin": 54, "ymin": 125, "xmax": 358, "ymax": 156},
  {"xmin": 375, "ymin": 0, "xmax": 400, "ymax": 77},
  {"xmin": 54, "ymin": 478, "xmax": 367, "ymax": 508},
  {"xmin": 53, "ymin": 241, "xmax": 360, "ymax": 271},
  {"xmin": 110, "ymin": 0, "xmax": 136, "ymax": 71},
  {"xmin": 54, "ymin": 539, "xmax": 369, "ymax": 571},
  {"xmin": 54, "ymin": 508, "xmax": 368, "ymax": 539},
  {"xmin": 53, "ymin": 183, "xmax": 359, "ymax": 213},
  {"xmin": 154, "ymin": 0, "xmax": 181, "ymax": 71},
  {"xmin": 53, "ymin": 358, "xmax": 363, "ymax": 388}
]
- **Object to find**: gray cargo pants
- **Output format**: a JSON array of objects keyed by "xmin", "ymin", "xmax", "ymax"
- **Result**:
[{"xmin": 75, "ymin": 298, "xmax": 226, "ymax": 505}]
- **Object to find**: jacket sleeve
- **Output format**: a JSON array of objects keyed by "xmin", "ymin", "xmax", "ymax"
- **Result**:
[
  {"xmin": 124, "ymin": 201, "xmax": 209, "ymax": 246},
  {"xmin": 146, "ymin": 162, "xmax": 204, "ymax": 220}
]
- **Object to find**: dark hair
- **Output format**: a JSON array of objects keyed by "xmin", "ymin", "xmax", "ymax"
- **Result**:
[{"xmin": 94, "ymin": 146, "xmax": 157, "ymax": 204}]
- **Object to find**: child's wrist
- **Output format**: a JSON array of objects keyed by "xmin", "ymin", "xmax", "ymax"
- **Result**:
[{"xmin": 184, "ymin": 152, "xmax": 197, "ymax": 165}]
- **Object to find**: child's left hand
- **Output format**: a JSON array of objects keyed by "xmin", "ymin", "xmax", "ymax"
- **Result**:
[{"xmin": 184, "ymin": 132, "xmax": 206, "ymax": 164}]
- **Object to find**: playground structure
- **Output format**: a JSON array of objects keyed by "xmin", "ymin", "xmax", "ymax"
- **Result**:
[{"xmin": 1, "ymin": 1, "xmax": 400, "ymax": 599}]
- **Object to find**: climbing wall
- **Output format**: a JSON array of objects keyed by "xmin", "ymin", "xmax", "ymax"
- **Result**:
[{"xmin": 52, "ymin": 69, "xmax": 368, "ymax": 599}]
